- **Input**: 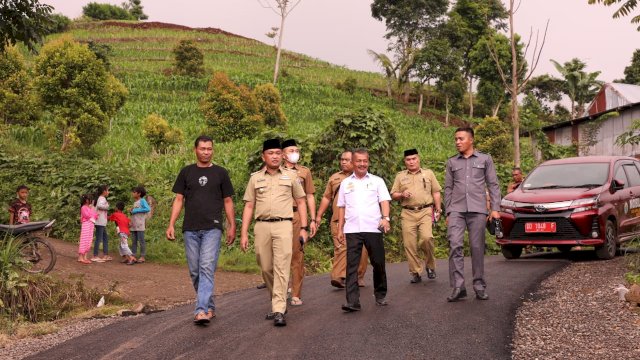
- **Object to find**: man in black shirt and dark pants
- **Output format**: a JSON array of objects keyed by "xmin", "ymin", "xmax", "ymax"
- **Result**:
[{"xmin": 166, "ymin": 135, "xmax": 236, "ymax": 324}]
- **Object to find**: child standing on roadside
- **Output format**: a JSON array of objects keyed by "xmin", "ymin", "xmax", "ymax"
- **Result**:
[
  {"xmin": 108, "ymin": 202, "xmax": 136, "ymax": 265},
  {"xmin": 130, "ymin": 185, "xmax": 150, "ymax": 263},
  {"xmin": 8, "ymin": 185, "xmax": 32, "ymax": 225},
  {"xmin": 78, "ymin": 194, "xmax": 96, "ymax": 264},
  {"xmin": 92, "ymin": 185, "xmax": 112, "ymax": 262}
]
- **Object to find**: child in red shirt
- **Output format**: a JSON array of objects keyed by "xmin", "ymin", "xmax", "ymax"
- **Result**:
[{"xmin": 108, "ymin": 202, "xmax": 136, "ymax": 265}]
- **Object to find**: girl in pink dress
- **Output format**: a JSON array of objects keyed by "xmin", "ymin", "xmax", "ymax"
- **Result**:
[{"xmin": 78, "ymin": 194, "xmax": 97, "ymax": 264}]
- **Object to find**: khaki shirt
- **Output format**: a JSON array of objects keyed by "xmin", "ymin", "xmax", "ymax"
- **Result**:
[
  {"xmin": 285, "ymin": 164, "xmax": 315, "ymax": 201},
  {"xmin": 391, "ymin": 168, "xmax": 442, "ymax": 207},
  {"xmin": 243, "ymin": 167, "xmax": 306, "ymax": 219},
  {"xmin": 321, "ymin": 171, "xmax": 350, "ymax": 222},
  {"xmin": 444, "ymin": 150, "xmax": 501, "ymax": 215}
]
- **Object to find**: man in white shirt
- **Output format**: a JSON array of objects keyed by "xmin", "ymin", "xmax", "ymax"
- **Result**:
[{"xmin": 337, "ymin": 148, "xmax": 392, "ymax": 311}]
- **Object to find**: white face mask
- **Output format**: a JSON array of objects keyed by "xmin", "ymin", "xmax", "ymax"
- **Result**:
[{"xmin": 286, "ymin": 152, "xmax": 300, "ymax": 164}]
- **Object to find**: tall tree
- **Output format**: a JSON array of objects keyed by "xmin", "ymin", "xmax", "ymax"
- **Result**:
[
  {"xmin": 258, "ymin": 0, "xmax": 302, "ymax": 84},
  {"xmin": 446, "ymin": 0, "xmax": 507, "ymax": 118},
  {"xmin": 413, "ymin": 37, "xmax": 452, "ymax": 114},
  {"xmin": 367, "ymin": 49, "xmax": 396, "ymax": 98},
  {"xmin": 0, "ymin": 0, "xmax": 53, "ymax": 52},
  {"xmin": 122, "ymin": 0, "xmax": 148, "ymax": 20},
  {"xmin": 623, "ymin": 49, "xmax": 640, "ymax": 84},
  {"xmin": 589, "ymin": 0, "xmax": 640, "ymax": 30},
  {"xmin": 550, "ymin": 58, "xmax": 603, "ymax": 118}
]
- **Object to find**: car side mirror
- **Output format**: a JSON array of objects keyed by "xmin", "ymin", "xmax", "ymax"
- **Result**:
[{"xmin": 611, "ymin": 179, "xmax": 625, "ymax": 192}]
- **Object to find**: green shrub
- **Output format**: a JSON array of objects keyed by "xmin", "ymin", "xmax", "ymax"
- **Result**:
[
  {"xmin": 474, "ymin": 116, "xmax": 513, "ymax": 164},
  {"xmin": 82, "ymin": 2, "xmax": 134, "ymax": 20},
  {"xmin": 46, "ymin": 13, "xmax": 71, "ymax": 34},
  {"xmin": 254, "ymin": 83, "xmax": 286, "ymax": 128},
  {"xmin": 34, "ymin": 37, "xmax": 128, "ymax": 152},
  {"xmin": 142, "ymin": 113, "xmax": 184, "ymax": 153},
  {"xmin": 335, "ymin": 76, "xmax": 357, "ymax": 94},
  {"xmin": 87, "ymin": 41, "xmax": 113, "ymax": 70},
  {"xmin": 0, "ymin": 47, "xmax": 40, "ymax": 126},
  {"xmin": 200, "ymin": 72, "xmax": 263, "ymax": 141},
  {"xmin": 172, "ymin": 40, "xmax": 204, "ymax": 77}
]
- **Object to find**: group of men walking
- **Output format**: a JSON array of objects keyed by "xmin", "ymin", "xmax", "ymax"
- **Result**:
[{"xmin": 166, "ymin": 126, "xmax": 502, "ymax": 327}]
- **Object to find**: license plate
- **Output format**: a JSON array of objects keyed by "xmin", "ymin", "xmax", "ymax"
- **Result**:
[{"xmin": 525, "ymin": 222, "xmax": 556, "ymax": 233}]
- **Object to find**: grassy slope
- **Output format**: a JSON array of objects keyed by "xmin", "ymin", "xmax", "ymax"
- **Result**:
[{"xmin": 10, "ymin": 21, "xmax": 460, "ymax": 273}]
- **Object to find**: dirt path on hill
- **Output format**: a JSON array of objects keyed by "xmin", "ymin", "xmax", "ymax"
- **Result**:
[{"xmin": 46, "ymin": 237, "xmax": 262, "ymax": 309}]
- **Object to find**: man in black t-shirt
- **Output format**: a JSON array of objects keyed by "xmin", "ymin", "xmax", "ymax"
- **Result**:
[{"xmin": 166, "ymin": 135, "xmax": 236, "ymax": 325}]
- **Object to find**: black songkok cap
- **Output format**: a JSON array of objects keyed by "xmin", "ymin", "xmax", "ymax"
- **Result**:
[
  {"xmin": 282, "ymin": 139, "xmax": 297, "ymax": 149},
  {"xmin": 263, "ymin": 139, "xmax": 281, "ymax": 152},
  {"xmin": 404, "ymin": 148, "xmax": 418, "ymax": 157}
]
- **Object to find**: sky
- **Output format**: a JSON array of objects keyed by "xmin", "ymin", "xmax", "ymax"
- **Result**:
[{"xmin": 43, "ymin": 0, "xmax": 640, "ymax": 83}]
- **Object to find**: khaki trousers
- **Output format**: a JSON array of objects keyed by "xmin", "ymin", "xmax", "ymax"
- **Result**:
[
  {"xmin": 330, "ymin": 221, "xmax": 368, "ymax": 283},
  {"xmin": 254, "ymin": 221, "xmax": 292, "ymax": 313},
  {"xmin": 290, "ymin": 212, "xmax": 304, "ymax": 298},
  {"xmin": 401, "ymin": 207, "xmax": 435, "ymax": 275}
]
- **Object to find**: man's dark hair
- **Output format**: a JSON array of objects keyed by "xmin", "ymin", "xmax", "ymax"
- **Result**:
[
  {"xmin": 455, "ymin": 127, "xmax": 474, "ymax": 138},
  {"xmin": 352, "ymin": 147, "xmax": 369, "ymax": 156},
  {"xmin": 116, "ymin": 201, "xmax": 125, "ymax": 211},
  {"xmin": 132, "ymin": 185, "xmax": 147, "ymax": 198},
  {"xmin": 194, "ymin": 135, "xmax": 213, "ymax": 148},
  {"xmin": 16, "ymin": 185, "xmax": 29, "ymax": 192}
]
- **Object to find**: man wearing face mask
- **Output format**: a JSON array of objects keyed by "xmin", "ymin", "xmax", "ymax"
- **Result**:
[{"xmin": 282, "ymin": 139, "xmax": 317, "ymax": 307}]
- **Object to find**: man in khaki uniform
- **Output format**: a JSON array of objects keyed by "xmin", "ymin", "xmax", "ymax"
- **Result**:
[
  {"xmin": 391, "ymin": 149, "xmax": 442, "ymax": 283},
  {"xmin": 281, "ymin": 139, "xmax": 317, "ymax": 306},
  {"xmin": 315, "ymin": 150, "xmax": 368, "ymax": 288},
  {"xmin": 241, "ymin": 139, "xmax": 308, "ymax": 327}
]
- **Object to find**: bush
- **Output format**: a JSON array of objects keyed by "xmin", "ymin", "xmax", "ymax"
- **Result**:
[
  {"xmin": 172, "ymin": 40, "xmax": 204, "ymax": 77},
  {"xmin": 254, "ymin": 83, "xmax": 286, "ymax": 128},
  {"xmin": 82, "ymin": 2, "xmax": 134, "ymax": 20},
  {"xmin": 474, "ymin": 116, "xmax": 513, "ymax": 164},
  {"xmin": 46, "ymin": 13, "xmax": 71, "ymax": 34},
  {"xmin": 87, "ymin": 41, "xmax": 113, "ymax": 70},
  {"xmin": 335, "ymin": 76, "xmax": 357, "ymax": 94},
  {"xmin": 311, "ymin": 106, "xmax": 398, "ymax": 183},
  {"xmin": 142, "ymin": 113, "xmax": 184, "ymax": 153},
  {"xmin": 0, "ymin": 47, "xmax": 40, "ymax": 125},
  {"xmin": 34, "ymin": 37, "xmax": 128, "ymax": 152},
  {"xmin": 200, "ymin": 72, "xmax": 263, "ymax": 141}
]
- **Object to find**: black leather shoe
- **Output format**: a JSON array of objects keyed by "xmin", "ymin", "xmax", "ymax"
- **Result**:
[
  {"xmin": 447, "ymin": 287, "xmax": 467, "ymax": 302},
  {"xmin": 257, "ymin": 283, "xmax": 267, "ymax": 289},
  {"xmin": 265, "ymin": 309, "xmax": 287, "ymax": 320},
  {"xmin": 331, "ymin": 279, "xmax": 345, "ymax": 288},
  {"xmin": 375, "ymin": 298, "xmax": 388, "ymax": 306},
  {"xmin": 273, "ymin": 312, "xmax": 286, "ymax": 326},
  {"xmin": 410, "ymin": 273, "xmax": 422, "ymax": 283},
  {"xmin": 341, "ymin": 303, "xmax": 361, "ymax": 312},
  {"xmin": 426, "ymin": 268, "xmax": 436, "ymax": 279},
  {"xmin": 475, "ymin": 290, "xmax": 489, "ymax": 300}
]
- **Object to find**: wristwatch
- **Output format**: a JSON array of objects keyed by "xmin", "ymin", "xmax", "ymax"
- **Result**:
[{"xmin": 382, "ymin": 216, "xmax": 390, "ymax": 221}]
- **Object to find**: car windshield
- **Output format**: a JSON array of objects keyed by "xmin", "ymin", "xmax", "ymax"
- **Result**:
[{"xmin": 522, "ymin": 163, "xmax": 610, "ymax": 190}]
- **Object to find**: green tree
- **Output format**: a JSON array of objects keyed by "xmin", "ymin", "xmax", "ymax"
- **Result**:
[
  {"xmin": 46, "ymin": 13, "xmax": 71, "ymax": 34},
  {"xmin": 622, "ymin": 49, "xmax": 640, "ymax": 84},
  {"xmin": 589, "ymin": 0, "xmax": 640, "ymax": 30},
  {"xmin": 254, "ymin": 83, "xmax": 286, "ymax": 128},
  {"xmin": 200, "ymin": 72, "xmax": 263, "ymax": 142},
  {"xmin": 0, "ymin": 0, "xmax": 53, "ymax": 52},
  {"xmin": 0, "ymin": 46, "xmax": 40, "ymax": 125},
  {"xmin": 172, "ymin": 40, "xmax": 204, "ymax": 77},
  {"xmin": 431, "ymin": 41, "xmax": 464, "ymax": 124},
  {"xmin": 87, "ymin": 41, "xmax": 113, "ymax": 70},
  {"xmin": 367, "ymin": 49, "xmax": 396, "ymax": 98},
  {"xmin": 413, "ymin": 38, "xmax": 451, "ymax": 114},
  {"xmin": 122, "ymin": 0, "xmax": 148, "ymax": 20},
  {"xmin": 82, "ymin": 2, "xmax": 134, "ymax": 20},
  {"xmin": 551, "ymin": 58, "xmax": 603, "ymax": 118},
  {"xmin": 311, "ymin": 107, "xmax": 397, "ymax": 183},
  {"xmin": 142, "ymin": 114, "xmax": 183, "ymax": 153},
  {"xmin": 34, "ymin": 37, "xmax": 128, "ymax": 151},
  {"xmin": 474, "ymin": 116, "xmax": 513, "ymax": 163}
]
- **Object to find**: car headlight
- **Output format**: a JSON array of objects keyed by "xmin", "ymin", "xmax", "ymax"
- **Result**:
[
  {"xmin": 570, "ymin": 197, "xmax": 598, "ymax": 213},
  {"xmin": 501, "ymin": 199, "xmax": 515, "ymax": 208}
]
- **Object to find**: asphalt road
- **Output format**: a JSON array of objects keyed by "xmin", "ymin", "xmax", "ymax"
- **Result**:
[{"xmin": 31, "ymin": 255, "xmax": 568, "ymax": 360}]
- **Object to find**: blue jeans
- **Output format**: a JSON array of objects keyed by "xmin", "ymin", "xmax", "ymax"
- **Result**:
[
  {"xmin": 183, "ymin": 229, "xmax": 222, "ymax": 315},
  {"xmin": 94, "ymin": 225, "xmax": 109, "ymax": 256},
  {"xmin": 131, "ymin": 231, "xmax": 146, "ymax": 257}
]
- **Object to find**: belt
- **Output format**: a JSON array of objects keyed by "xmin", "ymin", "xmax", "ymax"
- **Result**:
[
  {"xmin": 402, "ymin": 204, "xmax": 432, "ymax": 211},
  {"xmin": 256, "ymin": 218, "xmax": 293, "ymax": 222},
  {"xmin": 293, "ymin": 207, "xmax": 297, "ymax": 212}
]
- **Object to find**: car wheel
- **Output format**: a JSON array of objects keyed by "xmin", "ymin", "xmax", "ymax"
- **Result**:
[
  {"xmin": 595, "ymin": 220, "xmax": 617, "ymax": 260},
  {"xmin": 501, "ymin": 245, "xmax": 523, "ymax": 259},
  {"xmin": 557, "ymin": 245, "xmax": 572, "ymax": 254}
]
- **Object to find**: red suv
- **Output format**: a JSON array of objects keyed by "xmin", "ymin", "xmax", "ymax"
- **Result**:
[{"xmin": 497, "ymin": 156, "xmax": 640, "ymax": 260}]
